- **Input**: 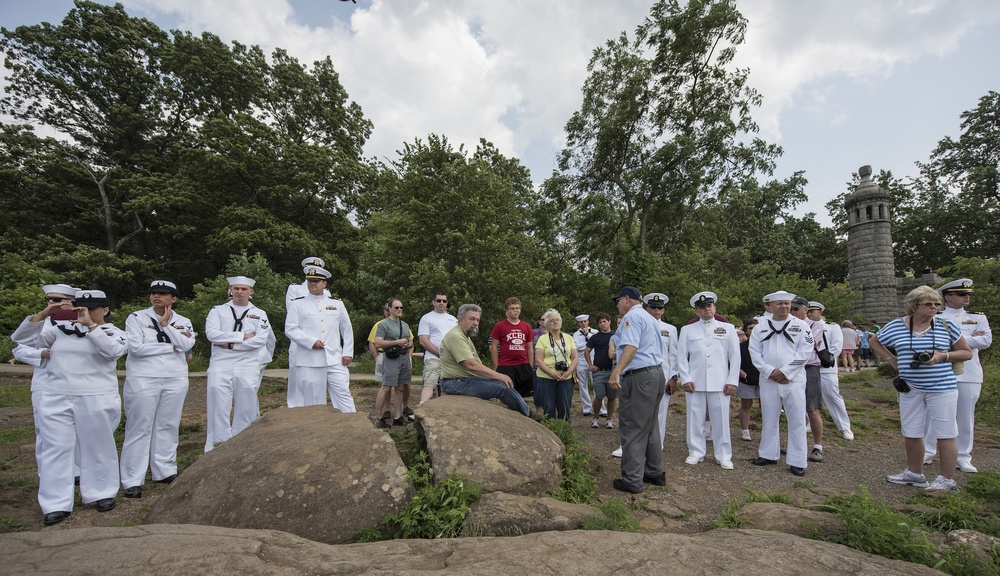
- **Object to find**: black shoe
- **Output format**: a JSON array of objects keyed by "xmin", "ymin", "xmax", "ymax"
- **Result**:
[
  {"xmin": 43, "ymin": 511, "xmax": 71, "ymax": 526},
  {"xmin": 752, "ymin": 457, "xmax": 778, "ymax": 466},
  {"xmin": 643, "ymin": 473, "xmax": 667, "ymax": 486},
  {"xmin": 95, "ymin": 498, "xmax": 116, "ymax": 512},
  {"xmin": 612, "ymin": 478, "xmax": 643, "ymax": 494},
  {"xmin": 74, "ymin": 476, "xmax": 80, "ymax": 486},
  {"xmin": 155, "ymin": 474, "xmax": 177, "ymax": 484},
  {"xmin": 528, "ymin": 409, "xmax": 544, "ymax": 422},
  {"xmin": 582, "ymin": 411, "xmax": 592, "ymax": 417},
  {"xmin": 382, "ymin": 411, "xmax": 391, "ymax": 420},
  {"xmin": 123, "ymin": 486, "xmax": 142, "ymax": 498},
  {"xmin": 789, "ymin": 466, "xmax": 805, "ymax": 477},
  {"xmin": 392, "ymin": 417, "xmax": 406, "ymax": 426},
  {"xmin": 376, "ymin": 417, "xmax": 390, "ymax": 429},
  {"xmin": 403, "ymin": 406, "xmax": 415, "ymax": 421}
]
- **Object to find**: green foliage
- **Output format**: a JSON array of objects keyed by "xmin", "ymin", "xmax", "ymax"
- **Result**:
[
  {"xmin": 0, "ymin": 426, "xmax": 35, "ymax": 446},
  {"xmin": 579, "ymin": 497, "xmax": 640, "ymax": 532},
  {"xmin": 713, "ymin": 488, "xmax": 791, "ymax": 528},
  {"xmin": 542, "ymin": 418, "xmax": 597, "ymax": 504}
]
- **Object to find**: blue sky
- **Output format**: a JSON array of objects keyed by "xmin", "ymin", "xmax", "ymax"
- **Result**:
[{"xmin": 3, "ymin": 0, "xmax": 999, "ymax": 225}]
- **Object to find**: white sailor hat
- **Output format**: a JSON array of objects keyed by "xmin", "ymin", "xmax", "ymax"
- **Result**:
[
  {"xmin": 690, "ymin": 291, "xmax": 717, "ymax": 308},
  {"xmin": 148, "ymin": 280, "xmax": 178, "ymax": 296},
  {"xmin": 301, "ymin": 256, "xmax": 325, "ymax": 268},
  {"xmin": 938, "ymin": 278, "xmax": 974, "ymax": 294},
  {"xmin": 643, "ymin": 292, "xmax": 668, "ymax": 307},
  {"xmin": 42, "ymin": 284, "xmax": 80, "ymax": 297},
  {"xmin": 227, "ymin": 276, "xmax": 256, "ymax": 287},
  {"xmin": 764, "ymin": 290, "xmax": 796, "ymax": 303},
  {"xmin": 73, "ymin": 290, "xmax": 110, "ymax": 308},
  {"xmin": 575, "ymin": 314, "xmax": 590, "ymax": 322},
  {"xmin": 304, "ymin": 266, "xmax": 332, "ymax": 280},
  {"xmin": 807, "ymin": 301, "xmax": 825, "ymax": 311}
]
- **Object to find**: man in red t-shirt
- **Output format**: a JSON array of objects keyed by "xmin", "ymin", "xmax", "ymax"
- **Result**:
[{"xmin": 490, "ymin": 297, "xmax": 535, "ymax": 399}]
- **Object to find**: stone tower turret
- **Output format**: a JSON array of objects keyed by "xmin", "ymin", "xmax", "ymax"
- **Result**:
[{"xmin": 844, "ymin": 165, "xmax": 897, "ymax": 323}]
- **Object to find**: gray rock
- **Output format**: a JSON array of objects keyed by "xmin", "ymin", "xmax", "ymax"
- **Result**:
[
  {"xmin": 415, "ymin": 395, "xmax": 563, "ymax": 495},
  {"xmin": 461, "ymin": 491, "xmax": 599, "ymax": 536},
  {"xmin": 143, "ymin": 406, "xmax": 413, "ymax": 544},
  {"xmin": 737, "ymin": 502, "xmax": 844, "ymax": 539},
  {"xmin": 0, "ymin": 524, "xmax": 945, "ymax": 575},
  {"xmin": 945, "ymin": 529, "xmax": 1000, "ymax": 564}
]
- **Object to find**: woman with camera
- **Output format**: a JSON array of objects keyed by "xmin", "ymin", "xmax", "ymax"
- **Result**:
[
  {"xmin": 870, "ymin": 285, "xmax": 972, "ymax": 491},
  {"xmin": 534, "ymin": 309, "xmax": 578, "ymax": 421}
]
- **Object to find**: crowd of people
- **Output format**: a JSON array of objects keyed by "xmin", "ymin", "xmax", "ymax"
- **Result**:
[{"xmin": 9, "ymin": 252, "xmax": 991, "ymax": 524}]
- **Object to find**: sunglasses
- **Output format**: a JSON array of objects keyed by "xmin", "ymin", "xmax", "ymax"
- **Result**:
[
  {"xmin": 951, "ymin": 291, "xmax": 972, "ymax": 297},
  {"xmin": 393, "ymin": 306, "xmax": 403, "ymax": 310},
  {"xmin": 434, "ymin": 299, "xmax": 448, "ymax": 303},
  {"xmin": 647, "ymin": 305, "xmax": 664, "ymax": 310},
  {"xmin": 46, "ymin": 297, "xmax": 70, "ymax": 303}
]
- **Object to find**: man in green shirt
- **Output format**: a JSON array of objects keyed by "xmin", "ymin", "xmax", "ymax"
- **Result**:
[{"xmin": 440, "ymin": 304, "xmax": 541, "ymax": 420}]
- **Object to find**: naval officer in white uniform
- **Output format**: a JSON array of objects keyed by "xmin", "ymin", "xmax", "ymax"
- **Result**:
[{"xmin": 285, "ymin": 257, "xmax": 330, "ymax": 407}]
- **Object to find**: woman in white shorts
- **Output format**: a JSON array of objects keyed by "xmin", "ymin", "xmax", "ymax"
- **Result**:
[{"xmin": 871, "ymin": 286, "xmax": 971, "ymax": 492}]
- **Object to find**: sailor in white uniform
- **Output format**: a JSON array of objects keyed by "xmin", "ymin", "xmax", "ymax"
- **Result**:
[
  {"xmin": 120, "ymin": 280, "xmax": 195, "ymax": 498},
  {"xmin": 572, "ymin": 314, "xmax": 601, "ymax": 416},
  {"xmin": 643, "ymin": 292, "xmax": 678, "ymax": 449},
  {"xmin": 677, "ymin": 292, "xmax": 741, "ymax": 469},
  {"xmin": 808, "ymin": 302, "xmax": 853, "ymax": 440},
  {"xmin": 204, "ymin": 276, "xmax": 272, "ymax": 452},
  {"xmin": 748, "ymin": 290, "xmax": 814, "ymax": 477},
  {"xmin": 285, "ymin": 266, "xmax": 356, "ymax": 412},
  {"xmin": 285, "ymin": 257, "xmax": 330, "ymax": 407}
]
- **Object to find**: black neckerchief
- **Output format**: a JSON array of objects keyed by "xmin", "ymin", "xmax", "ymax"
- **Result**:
[
  {"xmin": 580, "ymin": 328, "xmax": 590, "ymax": 342},
  {"xmin": 151, "ymin": 313, "xmax": 171, "ymax": 344},
  {"xmin": 761, "ymin": 319, "xmax": 793, "ymax": 343},
  {"xmin": 231, "ymin": 305, "xmax": 250, "ymax": 332},
  {"xmin": 53, "ymin": 317, "xmax": 88, "ymax": 338}
]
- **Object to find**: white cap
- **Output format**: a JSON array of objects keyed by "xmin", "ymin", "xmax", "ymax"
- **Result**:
[
  {"xmin": 227, "ymin": 276, "xmax": 256, "ymax": 287},
  {"xmin": 42, "ymin": 284, "xmax": 79, "ymax": 297},
  {"xmin": 764, "ymin": 290, "xmax": 795, "ymax": 303},
  {"xmin": 643, "ymin": 293, "xmax": 668, "ymax": 306},
  {"xmin": 690, "ymin": 291, "xmax": 717, "ymax": 308},
  {"xmin": 301, "ymin": 256, "xmax": 325, "ymax": 268},
  {"xmin": 73, "ymin": 290, "xmax": 110, "ymax": 307},
  {"xmin": 808, "ymin": 301, "xmax": 825, "ymax": 311},
  {"xmin": 938, "ymin": 278, "xmax": 974, "ymax": 294},
  {"xmin": 575, "ymin": 314, "xmax": 590, "ymax": 322},
  {"xmin": 304, "ymin": 266, "xmax": 332, "ymax": 280},
  {"xmin": 148, "ymin": 280, "xmax": 178, "ymax": 295}
]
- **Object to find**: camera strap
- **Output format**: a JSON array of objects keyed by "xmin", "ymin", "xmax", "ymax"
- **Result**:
[
  {"xmin": 907, "ymin": 316, "xmax": 937, "ymax": 352},
  {"xmin": 550, "ymin": 333, "xmax": 568, "ymax": 362}
]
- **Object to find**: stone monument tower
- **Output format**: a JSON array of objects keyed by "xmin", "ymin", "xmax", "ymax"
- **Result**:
[{"xmin": 844, "ymin": 165, "xmax": 897, "ymax": 323}]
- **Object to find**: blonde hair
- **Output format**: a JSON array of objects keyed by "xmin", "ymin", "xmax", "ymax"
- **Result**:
[{"xmin": 903, "ymin": 285, "xmax": 941, "ymax": 316}]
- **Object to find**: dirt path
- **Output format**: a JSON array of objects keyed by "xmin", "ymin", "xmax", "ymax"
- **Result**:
[{"xmin": 1, "ymin": 371, "xmax": 998, "ymax": 533}]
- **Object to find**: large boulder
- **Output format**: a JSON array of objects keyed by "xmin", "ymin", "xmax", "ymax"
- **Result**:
[
  {"xmin": 737, "ymin": 502, "xmax": 844, "ymax": 539},
  {"xmin": 1, "ymin": 524, "xmax": 946, "ymax": 575},
  {"xmin": 143, "ymin": 406, "xmax": 413, "ymax": 544},
  {"xmin": 461, "ymin": 491, "xmax": 600, "ymax": 536},
  {"xmin": 415, "ymin": 395, "xmax": 564, "ymax": 495}
]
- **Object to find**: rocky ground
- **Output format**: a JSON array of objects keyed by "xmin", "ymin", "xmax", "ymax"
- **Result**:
[{"xmin": 1, "ymin": 369, "xmax": 998, "ymax": 534}]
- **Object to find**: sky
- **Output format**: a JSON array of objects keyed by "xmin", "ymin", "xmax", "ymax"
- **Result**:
[{"xmin": 2, "ymin": 0, "xmax": 999, "ymax": 226}]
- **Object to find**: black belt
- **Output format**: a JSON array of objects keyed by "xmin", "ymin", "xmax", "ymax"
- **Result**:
[
  {"xmin": 623, "ymin": 365, "xmax": 657, "ymax": 376},
  {"xmin": 441, "ymin": 377, "xmax": 463, "ymax": 382}
]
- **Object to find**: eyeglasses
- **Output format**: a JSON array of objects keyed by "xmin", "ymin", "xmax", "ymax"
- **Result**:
[
  {"xmin": 434, "ymin": 299, "xmax": 448, "ymax": 303},
  {"xmin": 918, "ymin": 302, "xmax": 939, "ymax": 308},
  {"xmin": 393, "ymin": 306, "xmax": 403, "ymax": 310},
  {"xmin": 46, "ymin": 297, "xmax": 70, "ymax": 303}
]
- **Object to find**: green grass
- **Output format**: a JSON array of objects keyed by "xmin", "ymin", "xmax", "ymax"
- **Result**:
[
  {"xmin": 579, "ymin": 497, "xmax": 640, "ymax": 531},
  {"xmin": 541, "ymin": 417, "xmax": 597, "ymax": 504},
  {"xmin": 0, "ymin": 516, "xmax": 30, "ymax": 532},
  {"xmin": 0, "ymin": 384, "xmax": 32, "ymax": 408},
  {"xmin": 713, "ymin": 489, "xmax": 791, "ymax": 529},
  {"xmin": 0, "ymin": 426, "xmax": 35, "ymax": 445}
]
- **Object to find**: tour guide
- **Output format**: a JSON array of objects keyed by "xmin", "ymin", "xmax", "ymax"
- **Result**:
[
  {"xmin": 610, "ymin": 286, "xmax": 666, "ymax": 493},
  {"xmin": 439, "ymin": 303, "xmax": 542, "ymax": 420}
]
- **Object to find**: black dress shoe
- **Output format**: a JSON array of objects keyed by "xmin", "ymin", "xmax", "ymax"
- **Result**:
[
  {"xmin": 612, "ymin": 478, "xmax": 643, "ymax": 494},
  {"xmin": 74, "ymin": 476, "xmax": 80, "ymax": 486},
  {"xmin": 155, "ymin": 474, "xmax": 177, "ymax": 484},
  {"xmin": 643, "ymin": 473, "xmax": 667, "ymax": 486},
  {"xmin": 123, "ymin": 486, "xmax": 142, "ymax": 498},
  {"xmin": 43, "ymin": 511, "xmax": 71, "ymax": 526},
  {"xmin": 789, "ymin": 466, "xmax": 805, "ymax": 477},
  {"xmin": 95, "ymin": 498, "xmax": 116, "ymax": 512},
  {"xmin": 752, "ymin": 457, "xmax": 778, "ymax": 466}
]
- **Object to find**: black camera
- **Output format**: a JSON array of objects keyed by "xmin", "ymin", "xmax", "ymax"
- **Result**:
[
  {"xmin": 910, "ymin": 351, "xmax": 933, "ymax": 369},
  {"xmin": 892, "ymin": 376, "xmax": 911, "ymax": 393},
  {"xmin": 555, "ymin": 361, "xmax": 568, "ymax": 371}
]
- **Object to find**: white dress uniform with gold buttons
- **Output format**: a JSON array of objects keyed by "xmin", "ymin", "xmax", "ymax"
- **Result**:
[
  {"xmin": 678, "ymin": 293, "xmax": 740, "ymax": 466},
  {"xmin": 285, "ymin": 288, "xmax": 356, "ymax": 413},
  {"xmin": 284, "ymin": 257, "xmax": 331, "ymax": 408},
  {"xmin": 748, "ymin": 291, "xmax": 814, "ymax": 470}
]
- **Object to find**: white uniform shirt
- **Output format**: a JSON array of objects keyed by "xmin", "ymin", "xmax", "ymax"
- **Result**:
[
  {"xmin": 35, "ymin": 322, "xmax": 127, "ymax": 395},
  {"xmin": 418, "ymin": 311, "xmax": 458, "ymax": 361},
  {"xmin": 677, "ymin": 319, "xmax": 741, "ymax": 392},
  {"xmin": 125, "ymin": 308, "xmax": 195, "ymax": 377},
  {"xmin": 816, "ymin": 320, "xmax": 844, "ymax": 374},
  {"xmin": 285, "ymin": 294, "xmax": 354, "ymax": 366},
  {"xmin": 748, "ymin": 316, "xmax": 814, "ymax": 384},
  {"xmin": 205, "ymin": 302, "xmax": 272, "ymax": 363},
  {"xmin": 654, "ymin": 318, "xmax": 679, "ymax": 380},
  {"xmin": 572, "ymin": 327, "xmax": 599, "ymax": 353},
  {"xmin": 937, "ymin": 307, "xmax": 992, "ymax": 383}
]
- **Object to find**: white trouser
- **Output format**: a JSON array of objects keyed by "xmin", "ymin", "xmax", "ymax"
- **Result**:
[
  {"xmin": 820, "ymin": 370, "xmax": 851, "ymax": 432},
  {"xmin": 297, "ymin": 364, "xmax": 356, "ymax": 413},
  {"xmin": 33, "ymin": 390, "xmax": 81, "ymax": 479},
  {"xmin": 686, "ymin": 391, "xmax": 731, "ymax": 462},
  {"xmin": 657, "ymin": 391, "xmax": 671, "ymax": 448},
  {"xmin": 759, "ymin": 379, "xmax": 808, "ymax": 468},
  {"xmin": 205, "ymin": 364, "xmax": 262, "ymax": 452},
  {"xmin": 575, "ymin": 358, "xmax": 593, "ymax": 413},
  {"xmin": 925, "ymin": 381, "xmax": 981, "ymax": 462},
  {"xmin": 374, "ymin": 352, "xmax": 384, "ymax": 383},
  {"xmin": 120, "ymin": 376, "xmax": 188, "ymax": 487},
  {"xmin": 37, "ymin": 392, "xmax": 121, "ymax": 513},
  {"xmin": 286, "ymin": 344, "xmax": 302, "ymax": 407}
]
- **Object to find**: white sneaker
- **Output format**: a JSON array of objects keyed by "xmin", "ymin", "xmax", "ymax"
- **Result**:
[
  {"xmin": 957, "ymin": 460, "xmax": 978, "ymax": 473},
  {"xmin": 591, "ymin": 418, "xmax": 600, "ymax": 428},
  {"xmin": 925, "ymin": 475, "xmax": 959, "ymax": 491},
  {"xmin": 842, "ymin": 429, "xmax": 855, "ymax": 440},
  {"xmin": 719, "ymin": 460, "xmax": 734, "ymax": 470},
  {"xmin": 741, "ymin": 429, "xmax": 752, "ymax": 441},
  {"xmin": 886, "ymin": 469, "xmax": 928, "ymax": 487},
  {"xmin": 684, "ymin": 455, "xmax": 703, "ymax": 465},
  {"xmin": 606, "ymin": 419, "xmax": 615, "ymax": 429},
  {"xmin": 611, "ymin": 446, "xmax": 623, "ymax": 458}
]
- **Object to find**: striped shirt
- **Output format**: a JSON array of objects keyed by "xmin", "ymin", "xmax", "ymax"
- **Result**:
[{"xmin": 876, "ymin": 317, "xmax": 961, "ymax": 391}]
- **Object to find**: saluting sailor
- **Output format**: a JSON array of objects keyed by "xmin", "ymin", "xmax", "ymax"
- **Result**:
[
  {"xmin": 642, "ymin": 292, "xmax": 678, "ymax": 450},
  {"xmin": 285, "ymin": 257, "xmax": 330, "ymax": 407},
  {"xmin": 926, "ymin": 279, "xmax": 992, "ymax": 473},
  {"xmin": 748, "ymin": 290, "xmax": 814, "ymax": 477},
  {"xmin": 285, "ymin": 266, "xmax": 356, "ymax": 412},
  {"xmin": 120, "ymin": 280, "xmax": 195, "ymax": 498},
  {"xmin": 677, "ymin": 292, "xmax": 741, "ymax": 470},
  {"xmin": 204, "ymin": 276, "xmax": 272, "ymax": 452}
]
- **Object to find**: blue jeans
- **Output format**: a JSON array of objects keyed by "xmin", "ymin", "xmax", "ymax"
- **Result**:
[
  {"xmin": 441, "ymin": 377, "xmax": 530, "ymax": 416},
  {"xmin": 536, "ymin": 376, "xmax": 573, "ymax": 421}
]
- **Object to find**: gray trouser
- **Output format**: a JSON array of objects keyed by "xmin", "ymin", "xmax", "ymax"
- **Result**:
[{"xmin": 618, "ymin": 366, "xmax": 666, "ymax": 489}]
